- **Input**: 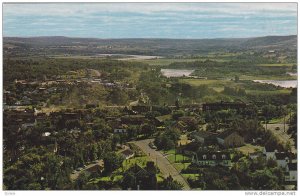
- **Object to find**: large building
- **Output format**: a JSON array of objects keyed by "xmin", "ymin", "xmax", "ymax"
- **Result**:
[
  {"xmin": 192, "ymin": 151, "xmax": 231, "ymax": 167},
  {"xmin": 216, "ymin": 130, "xmax": 244, "ymax": 148}
]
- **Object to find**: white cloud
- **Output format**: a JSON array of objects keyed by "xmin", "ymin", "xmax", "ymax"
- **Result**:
[{"xmin": 3, "ymin": 3, "xmax": 297, "ymax": 17}]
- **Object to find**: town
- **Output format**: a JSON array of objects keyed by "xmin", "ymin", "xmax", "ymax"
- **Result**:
[{"xmin": 3, "ymin": 55, "xmax": 297, "ymax": 190}]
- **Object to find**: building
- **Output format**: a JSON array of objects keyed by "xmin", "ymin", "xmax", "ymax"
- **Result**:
[
  {"xmin": 190, "ymin": 130, "xmax": 217, "ymax": 145},
  {"xmin": 192, "ymin": 151, "xmax": 231, "ymax": 167},
  {"xmin": 114, "ymin": 124, "xmax": 128, "ymax": 134},
  {"xmin": 275, "ymin": 152, "xmax": 290, "ymax": 168},
  {"xmin": 216, "ymin": 130, "xmax": 244, "ymax": 148},
  {"xmin": 131, "ymin": 105, "xmax": 151, "ymax": 114},
  {"xmin": 285, "ymin": 163, "xmax": 297, "ymax": 183},
  {"xmin": 262, "ymin": 146, "xmax": 279, "ymax": 160},
  {"xmin": 120, "ymin": 149, "xmax": 135, "ymax": 160},
  {"xmin": 123, "ymin": 162, "xmax": 157, "ymax": 190}
]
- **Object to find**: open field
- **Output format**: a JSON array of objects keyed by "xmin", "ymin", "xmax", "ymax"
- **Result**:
[
  {"xmin": 179, "ymin": 78, "xmax": 234, "ymax": 87},
  {"xmin": 246, "ymin": 89, "xmax": 291, "ymax": 95},
  {"xmin": 130, "ymin": 57, "xmax": 228, "ymax": 66},
  {"xmin": 258, "ymin": 63, "xmax": 295, "ymax": 67}
]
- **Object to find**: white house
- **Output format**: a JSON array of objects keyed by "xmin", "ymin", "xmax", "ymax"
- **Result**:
[
  {"xmin": 275, "ymin": 152, "xmax": 290, "ymax": 168},
  {"xmin": 120, "ymin": 149, "xmax": 135, "ymax": 160},
  {"xmin": 192, "ymin": 151, "xmax": 231, "ymax": 167},
  {"xmin": 262, "ymin": 146, "xmax": 278, "ymax": 160},
  {"xmin": 285, "ymin": 163, "xmax": 297, "ymax": 183}
]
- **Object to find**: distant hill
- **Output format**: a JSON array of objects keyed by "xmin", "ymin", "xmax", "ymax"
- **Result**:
[{"xmin": 3, "ymin": 35, "xmax": 297, "ymax": 56}]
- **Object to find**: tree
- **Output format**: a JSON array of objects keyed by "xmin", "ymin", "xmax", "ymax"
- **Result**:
[
  {"xmin": 159, "ymin": 175, "xmax": 183, "ymax": 190},
  {"xmin": 140, "ymin": 123, "xmax": 157, "ymax": 137},
  {"xmin": 108, "ymin": 88, "xmax": 128, "ymax": 105},
  {"xmin": 103, "ymin": 152, "xmax": 124, "ymax": 174},
  {"xmin": 121, "ymin": 172, "xmax": 136, "ymax": 190},
  {"xmin": 172, "ymin": 110, "xmax": 184, "ymax": 120},
  {"xmin": 251, "ymin": 169, "xmax": 281, "ymax": 190}
]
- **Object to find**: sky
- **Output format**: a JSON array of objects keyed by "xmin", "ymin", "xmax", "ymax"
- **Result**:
[{"xmin": 3, "ymin": 3, "xmax": 298, "ymax": 39}]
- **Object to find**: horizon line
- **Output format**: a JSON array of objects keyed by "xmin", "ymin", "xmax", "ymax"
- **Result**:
[{"xmin": 3, "ymin": 34, "xmax": 297, "ymax": 40}]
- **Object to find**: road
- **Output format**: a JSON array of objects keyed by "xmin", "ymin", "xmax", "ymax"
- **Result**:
[
  {"xmin": 132, "ymin": 139, "xmax": 191, "ymax": 190},
  {"xmin": 267, "ymin": 123, "xmax": 296, "ymax": 153}
]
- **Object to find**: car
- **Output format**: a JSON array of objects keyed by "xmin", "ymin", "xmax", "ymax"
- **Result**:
[
  {"xmin": 275, "ymin": 127, "xmax": 280, "ymax": 130},
  {"xmin": 76, "ymin": 168, "xmax": 81, "ymax": 171}
]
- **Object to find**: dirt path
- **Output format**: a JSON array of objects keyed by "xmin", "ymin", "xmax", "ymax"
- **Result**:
[{"xmin": 132, "ymin": 139, "xmax": 191, "ymax": 190}]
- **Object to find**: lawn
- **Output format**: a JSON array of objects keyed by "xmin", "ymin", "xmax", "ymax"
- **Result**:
[
  {"xmin": 173, "ymin": 163, "xmax": 191, "ymax": 172},
  {"xmin": 161, "ymin": 149, "xmax": 191, "ymax": 164},
  {"xmin": 156, "ymin": 174, "xmax": 165, "ymax": 182},
  {"xmin": 236, "ymin": 143, "xmax": 263, "ymax": 155},
  {"xmin": 182, "ymin": 173, "xmax": 198, "ymax": 180},
  {"xmin": 167, "ymin": 153, "xmax": 191, "ymax": 163},
  {"xmin": 122, "ymin": 155, "xmax": 150, "ymax": 171},
  {"xmin": 89, "ymin": 174, "xmax": 123, "ymax": 183}
]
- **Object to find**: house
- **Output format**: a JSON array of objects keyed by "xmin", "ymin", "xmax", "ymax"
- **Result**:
[
  {"xmin": 192, "ymin": 151, "xmax": 231, "ymax": 167},
  {"xmin": 285, "ymin": 163, "xmax": 297, "ymax": 183},
  {"xmin": 249, "ymin": 151, "xmax": 264, "ymax": 160},
  {"xmin": 178, "ymin": 116, "xmax": 197, "ymax": 125},
  {"xmin": 131, "ymin": 105, "xmax": 151, "ymax": 114},
  {"xmin": 173, "ymin": 121, "xmax": 188, "ymax": 132},
  {"xmin": 262, "ymin": 145, "xmax": 279, "ymax": 160},
  {"xmin": 275, "ymin": 152, "xmax": 290, "ymax": 168},
  {"xmin": 114, "ymin": 125, "xmax": 128, "ymax": 134},
  {"xmin": 190, "ymin": 130, "xmax": 217, "ymax": 145},
  {"xmin": 123, "ymin": 162, "xmax": 157, "ymax": 190},
  {"xmin": 120, "ymin": 149, "xmax": 135, "ymax": 159},
  {"xmin": 216, "ymin": 130, "xmax": 244, "ymax": 148}
]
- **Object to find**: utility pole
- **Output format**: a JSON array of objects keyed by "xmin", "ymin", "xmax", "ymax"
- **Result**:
[{"xmin": 174, "ymin": 144, "xmax": 177, "ymax": 163}]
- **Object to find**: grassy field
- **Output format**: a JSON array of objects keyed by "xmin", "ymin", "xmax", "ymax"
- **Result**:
[
  {"xmin": 179, "ymin": 78, "xmax": 234, "ymax": 87},
  {"xmin": 173, "ymin": 163, "xmax": 191, "ymax": 172},
  {"xmin": 246, "ymin": 89, "xmax": 291, "ymax": 95},
  {"xmin": 130, "ymin": 57, "xmax": 229, "ymax": 66},
  {"xmin": 258, "ymin": 63, "xmax": 295, "ymax": 67},
  {"xmin": 239, "ymin": 74, "xmax": 297, "ymax": 80},
  {"xmin": 121, "ymin": 155, "xmax": 150, "ymax": 171}
]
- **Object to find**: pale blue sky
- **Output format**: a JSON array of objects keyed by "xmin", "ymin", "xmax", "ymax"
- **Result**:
[{"xmin": 3, "ymin": 3, "xmax": 297, "ymax": 39}]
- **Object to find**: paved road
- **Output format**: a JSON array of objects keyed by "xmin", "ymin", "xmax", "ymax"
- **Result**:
[
  {"xmin": 267, "ymin": 123, "xmax": 296, "ymax": 153},
  {"xmin": 132, "ymin": 139, "xmax": 191, "ymax": 190}
]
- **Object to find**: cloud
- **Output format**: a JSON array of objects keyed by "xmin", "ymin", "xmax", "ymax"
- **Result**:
[
  {"xmin": 3, "ymin": 3, "xmax": 297, "ymax": 38},
  {"xmin": 3, "ymin": 3, "xmax": 297, "ymax": 17}
]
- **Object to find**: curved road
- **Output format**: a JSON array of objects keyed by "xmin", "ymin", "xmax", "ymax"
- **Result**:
[{"xmin": 132, "ymin": 139, "xmax": 191, "ymax": 190}]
